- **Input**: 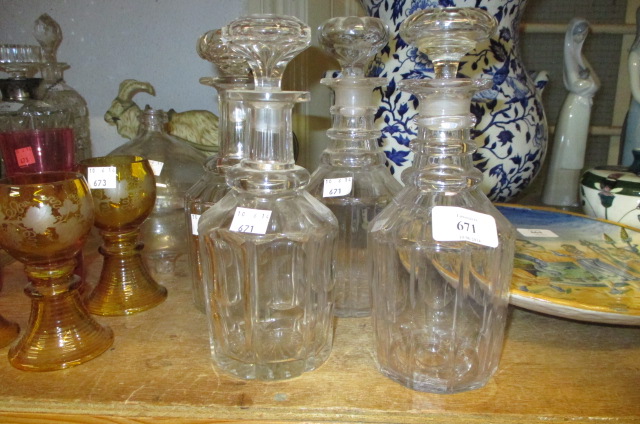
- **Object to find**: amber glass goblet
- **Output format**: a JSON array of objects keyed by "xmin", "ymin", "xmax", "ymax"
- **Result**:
[
  {"xmin": 0, "ymin": 172, "xmax": 113, "ymax": 371},
  {"xmin": 78, "ymin": 155, "xmax": 166, "ymax": 316}
]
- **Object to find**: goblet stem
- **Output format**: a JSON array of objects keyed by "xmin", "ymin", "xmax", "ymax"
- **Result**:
[
  {"xmin": 87, "ymin": 229, "xmax": 167, "ymax": 316},
  {"xmin": 8, "ymin": 259, "xmax": 113, "ymax": 371}
]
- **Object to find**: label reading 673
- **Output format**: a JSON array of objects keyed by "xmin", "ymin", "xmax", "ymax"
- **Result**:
[{"xmin": 87, "ymin": 166, "xmax": 117, "ymax": 189}]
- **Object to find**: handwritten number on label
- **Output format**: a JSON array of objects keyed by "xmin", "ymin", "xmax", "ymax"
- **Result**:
[{"xmin": 229, "ymin": 207, "xmax": 272, "ymax": 235}]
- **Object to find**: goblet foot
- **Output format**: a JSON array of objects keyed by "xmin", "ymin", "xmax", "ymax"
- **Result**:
[
  {"xmin": 0, "ymin": 314, "xmax": 19, "ymax": 349},
  {"xmin": 8, "ymin": 281, "xmax": 113, "ymax": 371},
  {"xmin": 87, "ymin": 234, "xmax": 167, "ymax": 316}
]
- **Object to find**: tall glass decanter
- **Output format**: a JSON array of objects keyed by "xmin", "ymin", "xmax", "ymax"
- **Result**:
[
  {"xmin": 34, "ymin": 13, "xmax": 92, "ymax": 162},
  {"xmin": 307, "ymin": 17, "xmax": 401, "ymax": 317},
  {"xmin": 198, "ymin": 14, "xmax": 338, "ymax": 380},
  {"xmin": 109, "ymin": 107, "xmax": 206, "ymax": 277},
  {"xmin": 185, "ymin": 29, "xmax": 252, "ymax": 312},
  {"xmin": 368, "ymin": 8, "xmax": 516, "ymax": 394}
]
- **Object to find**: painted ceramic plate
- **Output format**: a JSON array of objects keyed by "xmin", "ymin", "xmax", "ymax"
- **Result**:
[{"xmin": 497, "ymin": 204, "xmax": 640, "ymax": 325}]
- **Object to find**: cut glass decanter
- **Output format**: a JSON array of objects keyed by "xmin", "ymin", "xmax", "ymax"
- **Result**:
[
  {"xmin": 34, "ymin": 13, "xmax": 92, "ymax": 162},
  {"xmin": 307, "ymin": 16, "xmax": 401, "ymax": 317},
  {"xmin": 368, "ymin": 7, "xmax": 516, "ymax": 394},
  {"xmin": 197, "ymin": 15, "xmax": 338, "ymax": 381},
  {"xmin": 185, "ymin": 28, "xmax": 252, "ymax": 311}
]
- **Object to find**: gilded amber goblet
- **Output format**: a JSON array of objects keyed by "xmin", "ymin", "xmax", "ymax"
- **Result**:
[
  {"xmin": 0, "ymin": 172, "xmax": 114, "ymax": 371},
  {"xmin": 78, "ymin": 155, "xmax": 167, "ymax": 316}
]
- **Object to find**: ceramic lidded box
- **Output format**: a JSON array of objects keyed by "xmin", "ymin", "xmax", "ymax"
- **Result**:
[{"xmin": 580, "ymin": 152, "xmax": 640, "ymax": 229}]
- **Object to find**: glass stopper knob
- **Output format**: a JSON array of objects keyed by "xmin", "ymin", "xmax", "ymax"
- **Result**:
[
  {"xmin": 0, "ymin": 44, "xmax": 43, "ymax": 78},
  {"xmin": 197, "ymin": 29, "xmax": 250, "ymax": 78},
  {"xmin": 400, "ymin": 7, "xmax": 497, "ymax": 79},
  {"xmin": 318, "ymin": 16, "xmax": 389, "ymax": 78},
  {"xmin": 33, "ymin": 13, "xmax": 63, "ymax": 63},
  {"xmin": 221, "ymin": 14, "xmax": 311, "ymax": 91}
]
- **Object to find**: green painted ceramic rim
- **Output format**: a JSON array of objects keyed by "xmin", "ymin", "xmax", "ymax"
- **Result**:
[{"xmin": 580, "ymin": 170, "xmax": 640, "ymax": 197}]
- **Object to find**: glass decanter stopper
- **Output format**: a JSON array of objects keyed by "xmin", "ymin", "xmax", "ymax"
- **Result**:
[
  {"xmin": 34, "ymin": 14, "xmax": 92, "ymax": 162},
  {"xmin": 368, "ymin": 7, "xmax": 515, "ymax": 394},
  {"xmin": 198, "ymin": 14, "xmax": 338, "ymax": 380},
  {"xmin": 186, "ymin": 29, "xmax": 252, "ymax": 312},
  {"xmin": 109, "ymin": 107, "xmax": 206, "ymax": 279},
  {"xmin": 307, "ymin": 17, "xmax": 401, "ymax": 317}
]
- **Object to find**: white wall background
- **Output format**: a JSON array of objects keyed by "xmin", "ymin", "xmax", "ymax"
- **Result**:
[{"xmin": 0, "ymin": 0, "xmax": 249, "ymax": 156}]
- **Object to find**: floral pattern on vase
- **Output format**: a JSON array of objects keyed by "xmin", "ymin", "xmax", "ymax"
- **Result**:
[{"xmin": 361, "ymin": 0, "xmax": 548, "ymax": 202}]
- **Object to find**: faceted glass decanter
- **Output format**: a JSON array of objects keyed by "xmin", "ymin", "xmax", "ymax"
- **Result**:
[
  {"xmin": 198, "ymin": 14, "xmax": 338, "ymax": 380},
  {"xmin": 186, "ymin": 28, "xmax": 252, "ymax": 311},
  {"xmin": 307, "ymin": 17, "xmax": 401, "ymax": 317},
  {"xmin": 368, "ymin": 7, "xmax": 515, "ymax": 394},
  {"xmin": 109, "ymin": 107, "xmax": 206, "ymax": 278},
  {"xmin": 34, "ymin": 13, "xmax": 92, "ymax": 162}
]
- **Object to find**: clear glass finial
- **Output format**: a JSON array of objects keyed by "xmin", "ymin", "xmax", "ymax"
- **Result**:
[
  {"xmin": 197, "ymin": 29, "xmax": 251, "ymax": 78},
  {"xmin": 400, "ymin": 7, "xmax": 497, "ymax": 79},
  {"xmin": 34, "ymin": 14, "xmax": 63, "ymax": 63},
  {"xmin": 221, "ymin": 14, "xmax": 311, "ymax": 91},
  {"xmin": 318, "ymin": 16, "xmax": 389, "ymax": 78}
]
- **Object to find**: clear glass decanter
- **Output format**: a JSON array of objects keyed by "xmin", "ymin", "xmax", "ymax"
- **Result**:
[
  {"xmin": 109, "ymin": 107, "xmax": 206, "ymax": 278},
  {"xmin": 198, "ymin": 14, "xmax": 338, "ymax": 380},
  {"xmin": 34, "ymin": 13, "xmax": 92, "ymax": 162},
  {"xmin": 368, "ymin": 7, "xmax": 516, "ymax": 394},
  {"xmin": 185, "ymin": 28, "xmax": 252, "ymax": 311},
  {"xmin": 307, "ymin": 17, "xmax": 401, "ymax": 318}
]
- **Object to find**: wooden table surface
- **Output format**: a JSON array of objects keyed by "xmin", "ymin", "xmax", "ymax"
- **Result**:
[{"xmin": 0, "ymin": 240, "xmax": 639, "ymax": 424}]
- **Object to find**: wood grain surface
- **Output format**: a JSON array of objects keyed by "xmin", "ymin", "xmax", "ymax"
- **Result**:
[{"xmin": 0, "ymin": 236, "xmax": 638, "ymax": 423}]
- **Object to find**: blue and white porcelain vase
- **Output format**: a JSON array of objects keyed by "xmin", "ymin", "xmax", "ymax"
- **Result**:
[{"xmin": 361, "ymin": 0, "xmax": 548, "ymax": 202}]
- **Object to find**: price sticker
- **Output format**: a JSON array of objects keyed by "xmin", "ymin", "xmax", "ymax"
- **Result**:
[
  {"xmin": 191, "ymin": 213, "xmax": 201, "ymax": 236},
  {"xmin": 323, "ymin": 177, "xmax": 353, "ymax": 198},
  {"xmin": 87, "ymin": 166, "xmax": 117, "ymax": 189},
  {"xmin": 148, "ymin": 160, "xmax": 164, "ymax": 176},
  {"xmin": 0, "ymin": 102, "xmax": 23, "ymax": 112},
  {"xmin": 432, "ymin": 206, "xmax": 498, "ymax": 248},
  {"xmin": 517, "ymin": 228, "xmax": 559, "ymax": 238},
  {"xmin": 229, "ymin": 207, "xmax": 272, "ymax": 235},
  {"xmin": 14, "ymin": 147, "xmax": 36, "ymax": 167}
]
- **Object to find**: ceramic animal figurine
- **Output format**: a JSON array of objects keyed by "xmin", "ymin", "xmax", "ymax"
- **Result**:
[
  {"xmin": 104, "ymin": 79, "xmax": 219, "ymax": 153},
  {"xmin": 542, "ymin": 18, "xmax": 599, "ymax": 207},
  {"xmin": 621, "ymin": 7, "xmax": 640, "ymax": 166}
]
